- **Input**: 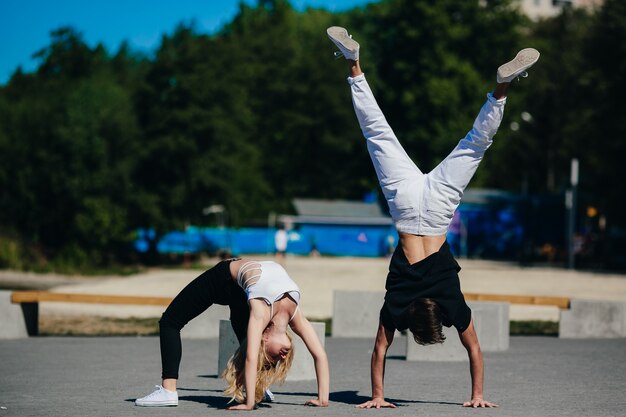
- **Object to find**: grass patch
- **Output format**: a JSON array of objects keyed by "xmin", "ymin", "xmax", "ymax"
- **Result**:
[
  {"xmin": 309, "ymin": 317, "xmax": 332, "ymax": 336},
  {"xmin": 510, "ymin": 320, "xmax": 558, "ymax": 336},
  {"xmin": 40, "ymin": 315, "xmax": 333, "ymax": 337},
  {"xmin": 39, "ymin": 315, "xmax": 159, "ymax": 336},
  {"xmin": 38, "ymin": 316, "xmax": 558, "ymax": 337},
  {"xmin": 310, "ymin": 318, "xmax": 559, "ymax": 337}
]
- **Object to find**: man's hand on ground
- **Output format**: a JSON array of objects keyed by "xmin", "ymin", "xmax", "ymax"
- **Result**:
[
  {"xmin": 304, "ymin": 398, "xmax": 328, "ymax": 407},
  {"xmin": 463, "ymin": 398, "xmax": 499, "ymax": 408},
  {"xmin": 356, "ymin": 397, "xmax": 397, "ymax": 409}
]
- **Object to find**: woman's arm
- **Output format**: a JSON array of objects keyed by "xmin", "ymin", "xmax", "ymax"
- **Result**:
[
  {"xmin": 289, "ymin": 309, "xmax": 329, "ymax": 406},
  {"xmin": 227, "ymin": 299, "xmax": 269, "ymax": 411},
  {"xmin": 458, "ymin": 318, "xmax": 498, "ymax": 408}
]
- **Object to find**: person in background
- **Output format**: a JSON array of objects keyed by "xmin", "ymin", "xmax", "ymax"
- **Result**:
[{"xmin": 274, "ymin": 225, "xmax": 288, "ymax": 264}]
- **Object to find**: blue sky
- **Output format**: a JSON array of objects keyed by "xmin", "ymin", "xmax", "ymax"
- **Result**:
[{"xmin": 0, "ymin": 0, "xmax": 374, "ymax": 85}]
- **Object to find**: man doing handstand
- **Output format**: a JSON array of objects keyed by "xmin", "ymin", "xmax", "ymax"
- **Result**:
[{"xmin": 327, "ymin": 26, "xmax": 539, "ymax": 409}]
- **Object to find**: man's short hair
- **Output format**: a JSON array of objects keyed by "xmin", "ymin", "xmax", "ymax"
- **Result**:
[{"xmin": 406, "ymin": 298, "xmax": 446, "ymax": 345}]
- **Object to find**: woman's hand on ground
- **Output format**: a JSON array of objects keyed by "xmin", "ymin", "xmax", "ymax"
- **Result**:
[{"xmin": 226, "ymin": 403, "xmax": 255, "ymax": 411}]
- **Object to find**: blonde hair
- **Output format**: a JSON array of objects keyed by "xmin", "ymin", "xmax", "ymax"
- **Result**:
[{"xmin": 222, "ymin": 332, "xmax": 295, "ymax": 404}]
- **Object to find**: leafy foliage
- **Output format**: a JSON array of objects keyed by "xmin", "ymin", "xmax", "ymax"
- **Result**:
[{"xmin": 0, "ymin": 0, "xmax": 624, "ymax": 270}]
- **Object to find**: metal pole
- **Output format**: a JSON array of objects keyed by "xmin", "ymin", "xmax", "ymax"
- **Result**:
[
  {"xmin": 267, "ymin": 212, "xmax": 276, "ymax": 255},
  {"xmin": 567, "ymin": 158, "xmax": 579, "ymax": 269}
]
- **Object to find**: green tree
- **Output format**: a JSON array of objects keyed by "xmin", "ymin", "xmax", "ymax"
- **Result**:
[
  {"xmin": 223, "ymin": 0, "xmax": 374, "ymax": 206},
  {"xmin": 134, "ymin": 24, "xmax": 269, "ymax": 229},
  {"xmin": 583, "ymin": 0, "xmax": 626, "ymax": 230},
  {"xmin": 0, "ymin": 27, "xmax": 143, "ymax": 266},
  {"xmin": 2, "ymin": 0, "xmax": 624, "ymax": 270}
]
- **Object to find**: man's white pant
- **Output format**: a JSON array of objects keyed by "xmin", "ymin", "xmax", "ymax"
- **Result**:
[{"xmin": 349, "ymin": 74, "xmax": 506, "ymax": 236}]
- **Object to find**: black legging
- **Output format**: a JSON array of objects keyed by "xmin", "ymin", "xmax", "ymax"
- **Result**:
[{"xmin": 159, "ymin": 259, "xmax": 249, "ymax": 379}]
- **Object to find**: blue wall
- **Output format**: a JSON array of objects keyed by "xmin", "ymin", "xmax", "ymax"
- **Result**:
[
  {"xmin": 136, "ymin": 225, "xmax": 397, "ymax": 257},
  {"xmin": 134, "ymin": 200, "xmax": 528, "ymax": 259}
]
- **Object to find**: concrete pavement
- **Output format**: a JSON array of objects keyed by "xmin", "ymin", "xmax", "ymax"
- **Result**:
[
  {"xmin": 1, "ymin": 335, "xmax": 625, "ymax": 417},
  {"xmin": 2, "ymin": 256, "xmax": 626, "ymax": 415}
]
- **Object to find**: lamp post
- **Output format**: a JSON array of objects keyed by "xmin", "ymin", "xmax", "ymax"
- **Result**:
[
  {"xmin": 566, "ymin": 158, "xmax": 579, "ymax": 269},
  {"xmin": 202, "ymin": 204, "xmax": 226, "ymax": 229},
  {"xmin": 202, "ymin": 204, "xmax": 231, "ymax": 255}
]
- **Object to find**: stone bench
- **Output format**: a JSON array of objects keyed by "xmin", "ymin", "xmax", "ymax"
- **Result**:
[
  {"xmin": 331, "ymin": 290, "xmax": 509, "ymax": 361},
  {"xmin": 217, "ymin": 319, "xmax": 326, "ymax": 381},
  {"xmin": 331, "ymin": 290, "xmax": 568, "ymax": 340},
  {"xmin": 331, "ymin": 290, "xmax": 385, "ymax": 338},
  {"xmin": 406, "ymin": 301, "xmax": 509, "ymax": 362},
  {"xmin": 559, "ymin": 299, "xmax": 626, "ymax": 338},
  {"xmin": 2, "ymin": 290, "xmax": 228, "ymax": 339},
  {"xmin": 0, "ymin": 291, "xmax": 32, "ymax": 339}
]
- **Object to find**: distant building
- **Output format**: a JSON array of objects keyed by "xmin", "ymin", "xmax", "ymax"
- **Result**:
[
  {"xmin": 278, "ymin": 198, "xmax": 392, "ymax": 228},
  {"xmin": 513, "ymin": 0, "xmax": 603, "ymax": 20},
  {"xmin": 144, "ymin": 193, "xmax": 563, "ymax": 261},
  {"xmin": 277, "ymin": 198, "xmax": 395, "ymax": 257}
]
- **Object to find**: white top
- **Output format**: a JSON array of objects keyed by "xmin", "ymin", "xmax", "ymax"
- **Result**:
[
  {"xmin": 275, "ymin": 229, "xmax": 288, "ymax": 251},
  {"xmin": 236, "ymin": 261, "xmax": 300, "ymax": 318}
]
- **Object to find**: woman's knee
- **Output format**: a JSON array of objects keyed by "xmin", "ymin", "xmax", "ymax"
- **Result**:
[{"xmin": 159, "ymin": 311, "xmax": 185, "ymax": 332}]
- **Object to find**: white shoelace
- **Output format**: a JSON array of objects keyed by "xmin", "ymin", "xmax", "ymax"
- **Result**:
[
  {"xmin": 333, "ymin": 34, "xmax": 353, "ymax": 59},
  {"xmin": 144, "ymin": 386, "xmax": 164, "ymax": 398}
]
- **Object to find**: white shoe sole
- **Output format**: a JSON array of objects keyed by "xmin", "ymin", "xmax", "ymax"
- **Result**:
[
  {"xmin": 497, "ymin": 48, "xmax": 540, "ymax": 83},
  {"xmin": 135, "ymin": 400, "xmax": 178, "ymax": 407},
  {"xmin": 326, "ymin": 26, "xmax": 359, "ymax": 60}
]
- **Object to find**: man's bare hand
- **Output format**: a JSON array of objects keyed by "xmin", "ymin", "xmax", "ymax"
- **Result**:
[
  {"xmin": 463, "ymin": 398, "xmax": 498, "ymax": 408},
  {"xmin": 304, "ymin": 398, "xmax": 328, "ymax": 407},
  {"xmin": 356, "ymin": 398, "xmax": 397, "ymax": 409}
]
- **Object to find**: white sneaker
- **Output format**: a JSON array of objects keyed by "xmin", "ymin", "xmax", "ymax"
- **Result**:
[
  {"xmin": 497, "ymin": 48, "xmax": 540, "ymax": 83},
  {"xmin": 326, "ymin": 26, "xmax": 360, "ymax": 61},
  {"xmin": 263, "ymin": 389, "xmax": 275, "ymax": 403},
  {"xmin": 135, "ymin": 385, "xmax": 178, "ymax": 407}
]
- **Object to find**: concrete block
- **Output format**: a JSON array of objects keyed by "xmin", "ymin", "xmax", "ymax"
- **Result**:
[
  {"xmin": 331, "ymin": 290, "xmax": 385, "ymax": 338},
  {"xmin": 287, "ymin": 321, "xmax": 325, "ymax": 381},
  {"xmin": 218, "ymin": 320, "xmax": 326, "ymax": 381},
  {"xmin": 406, "ymin": 325, "xmax": 467, "ymax": 361},
  {"xmin": 406, "ymin": 301, "xmax": 510, "ymax": 361},
  {"xmin": 0, "ymin": 291, "xmax": 31, "ymax": 339},
  {"xmin": 468, "ymin": 301, "xmax": 509, "ymax": 352},
  {"xmin": 181, "ymin": 305, "xmax": 229, "ymax": 339},
  {"xmin": 218, "ymin": 320, "xmax": 240, "ymax": 377},
  {"xmin": 559, "ymin": 299, "xmax": 626, "ymax": 338}
]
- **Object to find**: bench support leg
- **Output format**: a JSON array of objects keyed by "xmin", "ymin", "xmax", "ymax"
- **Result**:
[
  {"xmin": 21, "ymin": 302, "xmax": 39, "ymax": 336},
  {"xmin": 0, "ymin": 291, "xmax": 32, "ymax": 338}
]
